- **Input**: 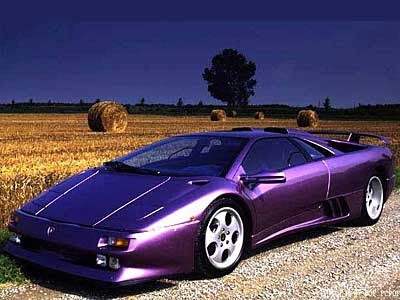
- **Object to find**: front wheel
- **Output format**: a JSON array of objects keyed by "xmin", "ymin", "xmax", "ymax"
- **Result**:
[
  {"xmin": 195, "ymin": 199, "xmax": 245, "ymax": 277},
  {"xmin": 357, "ymin": 176, "xmax": 384, "ymax": 225}
]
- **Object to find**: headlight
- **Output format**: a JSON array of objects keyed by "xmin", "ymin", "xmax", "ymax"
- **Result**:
[
  {"xmin": 109, "ymin": 256, "xmax": 120, "ymax": 270},
  {"xmin": 96, "ymin": 254, "xmax": 107, "ymax": 267},
  {"xmin": 95, "ymin": 254, "xmax": 120, "ymax": 270},
  {"xmin": 9, "ymin": 232, "xmax": 22, "ymax": 244},
  {"xmin": 98, "ymin": 236, "xmax": 130, "ymax": 249}
]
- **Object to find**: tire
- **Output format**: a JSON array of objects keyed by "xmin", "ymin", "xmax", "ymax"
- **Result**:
[
  {"xmin": 357, "ymin": 176, "xmax": 385, "ymax": 226},
  {"xmin": 195, "ymin": 198, "xmax": 246, "ymax": 278}
]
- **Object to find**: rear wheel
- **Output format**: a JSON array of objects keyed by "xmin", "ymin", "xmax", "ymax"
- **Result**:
[
  {"xmin": 358, "ymin": 176, "xmax": 384, "ymax": 225},
  {"xmin": 195, "ymin": 199, "xmax": 245, "ymax": 277}
]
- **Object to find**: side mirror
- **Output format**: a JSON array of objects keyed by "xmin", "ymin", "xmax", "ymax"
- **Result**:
[{"xmin": 240, "ymin": 171, "xmax": 286, "ymax": 185}]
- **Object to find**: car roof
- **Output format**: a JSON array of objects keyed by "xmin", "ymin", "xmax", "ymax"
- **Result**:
[
  {"xmin": 179, "ymin": 128, "xmax": 343, "ymax": 157},
  {"xmin": 181, "ymin": 130, "xmax": 282, "ymax": 139},
  {"xmin": 179, "ymin": 127, "xmax": 316, "ymax": 140},
  {"xmin": 174, "ymin": 127, "xmax": 385, "ymax": 159}
]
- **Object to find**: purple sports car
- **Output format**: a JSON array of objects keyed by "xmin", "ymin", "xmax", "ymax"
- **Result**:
[{"xmin": 6, "ymin": 127, "xmax": 396, "ymax": 284}]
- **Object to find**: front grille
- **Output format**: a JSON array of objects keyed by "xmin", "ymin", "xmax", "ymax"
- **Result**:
[{"xmin": 20, "ymin": 236, "xmax": 97, "ymax": 267}]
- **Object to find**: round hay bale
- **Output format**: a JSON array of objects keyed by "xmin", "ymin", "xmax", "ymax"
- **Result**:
[
  {"xmin": 228, "ymin": 110, "xmax": 237, "ymax": 117},
  {"xmin": 210, "ymin": 109, "xmax": 227, "ymax": 121},
  {"xmin": 254, "ymin": 111, "xmax": 265, "ymax": 120},
  {"xmin": 296, "ymin": 110, "xmax": 319, "ymax": 128},
  {"xmin": 88, "ymin": 101, "xmax": 128, "ymax": 132}
]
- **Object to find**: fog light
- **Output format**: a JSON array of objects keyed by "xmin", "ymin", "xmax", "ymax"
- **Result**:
[
  {"xmin": 9, "ymin": 232, "xmax": 22, "ymax": 244},
  {"xmin": 109, "ymin": 257, "xmax": 120, "ymax": 270},
  {"xmin": 96, "ymin": 254, "xmax": 107, "ymax": 267}
]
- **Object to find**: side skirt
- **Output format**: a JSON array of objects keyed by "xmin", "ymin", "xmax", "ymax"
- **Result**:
[
  {"xmin": 250, "ymin": 192, "xmax": 363, "ymax": 249},
  {"xmin": 251, "ymin": 213, "xmax": 349, "ymax": 248}
]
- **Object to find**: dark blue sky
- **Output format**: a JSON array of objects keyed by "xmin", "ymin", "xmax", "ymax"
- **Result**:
[{"xmin": 1, "ymin": 21, "xmax": 399, "ymax": 107}]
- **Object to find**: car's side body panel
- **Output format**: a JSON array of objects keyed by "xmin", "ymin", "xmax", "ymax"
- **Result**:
[
  {"xmin": 229, "ymin": 132, "xmax": 395, "ymax": 249},
  {"xmin": 326, "ymin": 149, "xmax": 379, "ymax": 199},
  {"xmin": 243, "ymin": 160, "xmax": 329, "ymax": 233}
]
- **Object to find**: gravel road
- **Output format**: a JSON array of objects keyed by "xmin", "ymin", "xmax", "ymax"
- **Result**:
[{"xmin": 1, "ymin": 192, "xmax": 399, "ymax": 300}]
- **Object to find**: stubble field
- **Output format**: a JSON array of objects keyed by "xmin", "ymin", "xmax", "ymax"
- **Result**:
[{"xmin": 0, "ymin": 113, "xmax": 399, "ymax": 229}]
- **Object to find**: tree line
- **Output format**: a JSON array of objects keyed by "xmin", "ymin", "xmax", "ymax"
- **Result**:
[
  {"xmin": 1, "ymin": 101, "xmax": 399, "ymax": 120},
  {"xmin": 1, "ymin": 47, "xmax": 399, "ymax": 118}
]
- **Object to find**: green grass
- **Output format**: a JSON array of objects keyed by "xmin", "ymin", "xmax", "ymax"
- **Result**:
[
  {"xmin": 395, "ymin": 168, "xmax": 400, "ymax": 190},
  {"xmin": 0, "ymin": 230, "xmax": 26, "ymax": 284}
]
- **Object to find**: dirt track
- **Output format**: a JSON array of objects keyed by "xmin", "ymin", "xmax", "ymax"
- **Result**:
[{"xmin": 1, "ymin": 192, "xmax": 399, "ymax": 300}]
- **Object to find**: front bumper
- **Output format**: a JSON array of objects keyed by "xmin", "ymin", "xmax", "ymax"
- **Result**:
[{"xmin": 5, "ymin": 210, "xmax": 199, "ymax": 284}]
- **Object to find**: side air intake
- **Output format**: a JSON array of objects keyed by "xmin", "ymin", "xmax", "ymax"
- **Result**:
[
  {"xmin": 264, "ymin": 127, "xmax": 289, "ymax": 134},
  {"xmin": 323, "ymin": 197, "xmax": 350, "ymax": 218},
  {"xmin": 231, "ymin": 127, "xmax": 254, "ymax": 131}
]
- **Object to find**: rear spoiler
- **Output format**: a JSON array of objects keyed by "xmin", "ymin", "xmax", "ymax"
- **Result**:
[
  {"xmin": 233, "ymin": 127, "xmax": 390, "ymax": 145},
  {"xmin": 307, "ymin": 130, "xmax": 389, "ymax": 145}
]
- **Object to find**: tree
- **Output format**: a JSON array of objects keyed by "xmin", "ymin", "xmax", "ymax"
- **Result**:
[
  {"xmin": 198, "ymin": 100, "xmax": 203, "ymax": 106},
  {"xmin": 11, "ymin": 100, "xmax": 15, "ymax": 105},
  {"xmin": 323, "ymin": 97, "xmax": 331, "ymax": 111},
  {"xmin": 177, "ymin": 97, "xmax": 183, "ymax": 107},
  {"xmin": 139, "ymin": 97, "xmax": 145, "ymax": 105},
  {"xmin": 29, "ymin": 98, "xmax": 33, "ymax": 104},
  {"xmin": 95, "ymin": 99, "xmax": 100, "ymax": 103},
  {"xmin": 79, "ymin": 99, "xmax": 85, "ymax": 105},
  {"xmin": 203, "ymin": 48, "xmax": 256, "ymax": 107}
]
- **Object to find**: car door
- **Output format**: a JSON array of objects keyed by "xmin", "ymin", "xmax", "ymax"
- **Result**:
[{"xmin": 240, "ymin": 137, "xmax": 329, "ymax": 234}]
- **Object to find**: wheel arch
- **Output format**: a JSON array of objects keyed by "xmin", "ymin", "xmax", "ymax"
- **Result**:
[{"xmin": 374, "ymin": 164, "xmax": 389, "ymax": 202}]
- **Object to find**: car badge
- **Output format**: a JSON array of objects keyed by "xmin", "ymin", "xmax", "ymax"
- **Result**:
[{"xmin": 47, "ymin": 226, "xmax": 56, "ymax": 236}]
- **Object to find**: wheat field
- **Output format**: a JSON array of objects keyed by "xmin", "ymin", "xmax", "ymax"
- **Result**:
[{"xmin": 0, "ymin": 114, "xmax": 398, "ymax": 228}]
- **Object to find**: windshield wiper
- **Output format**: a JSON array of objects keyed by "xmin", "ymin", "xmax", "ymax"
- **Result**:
[{"xmin": 103, "ymin": 161, "xmax": 161, "ymax": 175}]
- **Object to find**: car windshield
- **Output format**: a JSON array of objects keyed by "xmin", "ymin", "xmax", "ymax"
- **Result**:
[{"xmin": 116, "ymin": 136, "xmax": 247, "ymax": 177}]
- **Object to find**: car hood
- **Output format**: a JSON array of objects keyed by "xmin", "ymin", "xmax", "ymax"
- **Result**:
[{"xmin": 22, "ymin": 168, "xmax": 201, "ymax": 230}]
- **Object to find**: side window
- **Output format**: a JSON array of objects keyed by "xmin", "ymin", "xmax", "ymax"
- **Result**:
[
  {"xmin": 242, "ymin": 138, "xmax": 307, "ymax": 174},
  {"xmin": 293, "ymin": 138, "xmax": 329, "ymax": 160}
]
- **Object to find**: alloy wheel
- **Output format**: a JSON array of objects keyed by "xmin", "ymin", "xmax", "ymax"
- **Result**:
[{"xmin": 204, "ymin": 207, "xmax": 244, "ymax": 269}]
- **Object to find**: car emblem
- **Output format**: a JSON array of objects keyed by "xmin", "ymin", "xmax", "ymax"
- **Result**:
[{"xmin": 47, "ymin": 226, "xmax": 56, "ymax": 236}]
